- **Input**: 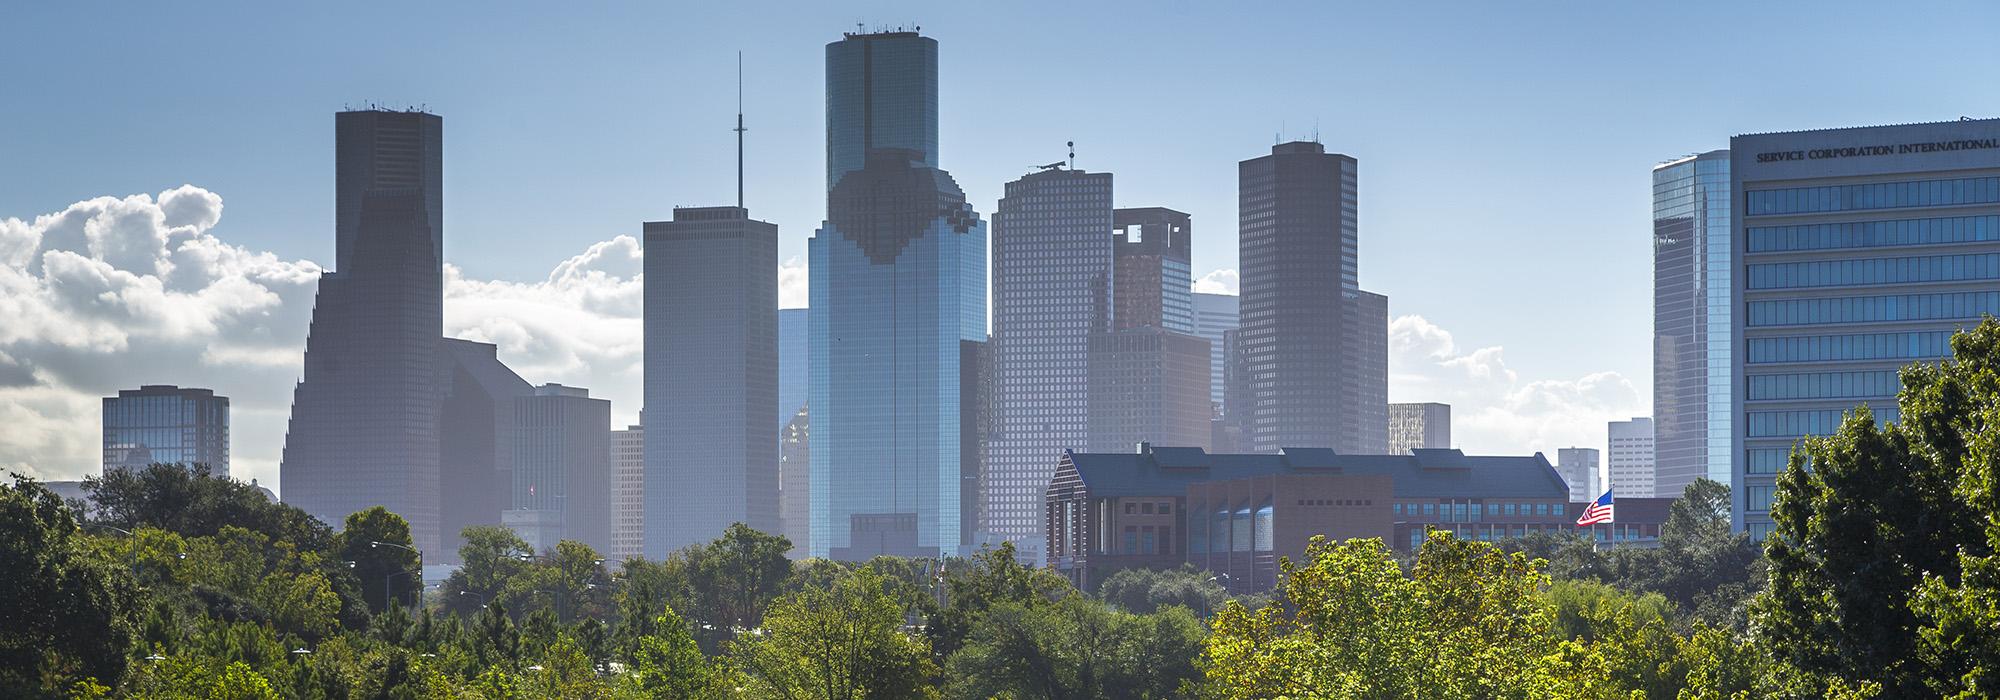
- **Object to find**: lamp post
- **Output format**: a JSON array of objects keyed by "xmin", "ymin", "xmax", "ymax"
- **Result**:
[{"xmin": 370, "ymin": 540, "xmax": 423, "ymax": 610}]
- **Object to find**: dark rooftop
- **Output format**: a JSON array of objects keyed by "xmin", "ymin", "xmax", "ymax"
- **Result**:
[{"xmin": 1063, "ymin": 445, "xmax": 1568, "ymax": 500}]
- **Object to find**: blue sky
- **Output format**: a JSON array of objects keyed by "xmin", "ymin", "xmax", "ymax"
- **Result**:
[{"xmin": 4, "ymin": 1, "xmax": 1999, "ymax": 483}]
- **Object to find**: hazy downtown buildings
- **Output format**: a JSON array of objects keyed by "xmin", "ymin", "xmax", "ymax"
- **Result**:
[
  {"xmin": 1556, "ymin": 447, "xmax": 1601, "ymax": 503},
  {"xmin": 610, "ymin": 423, "xmax": 644, "ymax": 562},
  {"xmin": 1192, "ymin": 293, "xmax": 1239, "ymax": 414},
  {"xmin": 1387, "ymin": 402, "xmax": 1451, "ymax": 455},
  {"xmin": 643, "ymin": 206, "xmax": 779, "ymax": 557},
  {"xmin": 282, "ymin": 110, "xmax": 448, "ymax": 553},
  {"xmin": 778, "ymin": 308, "xmax": 808, "ymax": 428},
  {"xmin": 509, "ymin": 384, "xmax": 612, "ymax": 554},
  {"xmin": 1607, "ymin": 417, "xmax": 1656, "ymax": 498},
  {"xmin": 985, "ymin": 167, "xmax": 1114, "ymax": 558},
  {"xmin": 439, "ymin": 338, "xmax": 532, "ymax": 561},
  {"xmin": 1732, "ymin": 118, "xmax": 2000, "ymax": 536},
  {"xmin": 779, "ymin": 406, "xmax": 810, "ymax": 558},
  {"xmin": 102, "ymin": 385, "xmax": 229, "ymax": 475},
  {"xmin": 811, "ymin": 29, "xmax": 985, "ymax": 560},
  {"xmin": 1238, "ymin": 141, "xmax": 1389, "ymax": 455},
  {"xmin": 1087, "ymin": 328, "xmax": 1213, "ymax": 453},
  {"xmin": 1111, "ymin": 208, "xmax": 1196, "ymax": 333},
  {"xmin": 1653, "ymin": 150, "xmax": 1734, "ymax": 500}
]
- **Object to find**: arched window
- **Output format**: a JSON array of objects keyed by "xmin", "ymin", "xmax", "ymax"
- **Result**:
[
  {"xmin": 1232, "ymin": 504, "xmax": 1252, "ymax": 552},
  {"xmin": 1254, "ymin": 500, "xmax": 1274, "ymax": 552}
]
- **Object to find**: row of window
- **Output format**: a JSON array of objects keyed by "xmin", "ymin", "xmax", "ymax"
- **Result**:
[
  {"xmin": 1747, "ymin": 449, "xmax": 1797, "ymax": 475},
  {"xmin": 1392, "ymin": 501, "xmax": 1566, "ymax": 519},
  {"xmin": 1748, "ymin": 215, "xmax": 2000, "ymax": 252},
  {"xmin": 1746, "ymin": 370, "xmax": 1901, "ymax": 400},
  {"xmin": 1747, "ymin": 252, "xmax": 2000, "ymax": 290},
  {"xmin": 1747, "ymin": 331, "xmax": 1956, "ymax": 364},
  {"xmin": 1746, "ymin": 291, "xmax": 2000, "ymax": 327},
  {"xmin": 1746, "ymin": 407, "xmax": 1898, "ymax": 438},
  {"xmin": 1746, "ymin": 176, "xmax": 2000, "ymax": 216}
]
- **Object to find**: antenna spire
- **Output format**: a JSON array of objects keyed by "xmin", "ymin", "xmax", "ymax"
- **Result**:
[
  {"xmin": 1067, "ymin": 141, "xmax": 1075, "ymax": 170},
  {"xmin": 735, "ymin": 51, "xmax": 746, "ymax": 209}
]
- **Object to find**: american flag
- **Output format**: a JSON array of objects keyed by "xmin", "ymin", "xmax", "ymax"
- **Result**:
[{"xmin": 1575, "ymin": 489, "xmax": 1614, "ymax": 526}]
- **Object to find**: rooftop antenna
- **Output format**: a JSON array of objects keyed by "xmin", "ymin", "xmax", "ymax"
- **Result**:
[
  {"xmin": 1312, "ymin": 117, "xmax": 1320, "ymax": 144},
  {"xmin": 735, "ymin": 51, "xmax": 746, "ymax": 209},
  {"xmin": 1067, "ymin": 141, "xmax": 1075, "ymax": 170}
]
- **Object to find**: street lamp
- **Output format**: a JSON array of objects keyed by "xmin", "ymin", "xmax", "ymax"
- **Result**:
[{"xmin": 369, "ymin": 541, "xmax": 424, "ymax": 610}]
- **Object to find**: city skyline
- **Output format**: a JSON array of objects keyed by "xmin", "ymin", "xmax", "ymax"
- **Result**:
[{"xmin": 6, "ymin": 4, "xmax": 2000, "ymax": 492}]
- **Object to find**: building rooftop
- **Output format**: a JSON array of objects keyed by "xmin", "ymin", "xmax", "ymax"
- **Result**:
[
  {"xmin": 1734, "ymin": 116, "xmax": 2000, "ymax": 139},
  {"xmin": 1062, "ymin": 445, "xmax": 1568, "ymax": 500}
]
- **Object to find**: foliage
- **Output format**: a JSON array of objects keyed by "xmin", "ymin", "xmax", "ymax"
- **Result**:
[
  {"xmin": 1097, "ymin": 564, "xmax": 1229, "ymax": 615},
  {"xmin": 336, "ymin": 506, "xmax": 421, "ymax": 614},
  {"xmin": 730, "ymin": 566, "xmax": 938, "ymax": 699},
  {"xmin": 0, "ymin": 476, "xmax": 134, "ymax": 694},
  {"xmin": 945, "ymin": 594, "xmax": 1204, "ymax": 699}
]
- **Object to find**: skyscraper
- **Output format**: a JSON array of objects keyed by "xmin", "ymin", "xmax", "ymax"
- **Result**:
[
  {"xmin": 102, "ymin": 385, "xmax": 229, "ymax": 475},
  {"xmin": 779, "ymin": 406, "xmax": 810, "ymax": 558},
  {"xmin": 778, "ymin": 308, "xmax": 808, "ymax": 428},
  {"xmin": 1607, "ymin": 417, "xmax": 1656, "ymax": 499},
  {"xmin": 643, "ymin": 206, "xmax": 779, "ymax": 557},
  {"xmin": 610, "ymin": 423, "xmax": 644, "ymax": 562},
  {"xmin": 1556, "ymin": 447, "xmax": 1601, "ymax": 503},
  {"xmin": 509, "ymin": 384, "xmax": 612, "ymax": 554},
  {"xmin": 985, "ymin": 167, "xmax": 1114, "ymax": 557},
  {"xmin": 811, "ymin": 28, "xmax": 983, "ymax": 560},
  {"xmin": 1731, "ymin": 118, "xmax": 2000, "ymax": 536},
  {"xmin": 439, "ymin": 338, "xmax": 532, "ymax": 562},
  {"xmin": 1653, "ymin": 150, "xmax": 1733, "ymax": 500},
  {"xmin": 282, "ymin": 110, "xmax": 446, "ymax": 553},
  {"xmin": 1238, "ymin": 141, "xmax": 1389, "ymax": 454},
  {"xmin": 1087, "ymin": 328, "xmax": 1212, "ymax": 453},
  {"xmin": 1192, "ymin": 293, "xmax": 1240, "ymax": 414},
  {"xmin": 1387, "ymin": 402, "xmax": 1450, "ymax": 455},
  {"xmin": 1111, "ymin": 208, "xmax": 1195, "ymax": 333}
]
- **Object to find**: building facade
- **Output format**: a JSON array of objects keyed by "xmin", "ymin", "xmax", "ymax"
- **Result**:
[
  {"xmin": 1111, "ymin": 207, "xmax": 1195, "ymax": 333},
  {"xmin": 1653, "ymin": 150, "xmax": 1734, "ymax": 499},
  {"xmin": 1731, "ymin": 118, "xmax": 2000, "ymax": 536},
  {"xmin": 1192, "ymin": 293, "xmax": 1239, "ymax": 415},
  {"xmin": 779, "ymin": 406, "xmax": 810, "ymax": 557},
  {"xmin": 282, "ymin": 110, "xmax": 447, "ymax": 553},
  {"xmin": 778, "ymin": 308, "xmax": 808, "ymax": 428},
  {"xmin": 643, "ymin": 206, "xmax": 779, "ymax": 557},
  {"xmin": 1087, "ymin": 328, "xmax": 1212, "ymax": 453},
  {"xmin": 102, "ymin": 385, "xmax": 229, "ymax": 475},
  {"xmin": 610, "ymin": 423, "xmax": 644, "ymax": 562},
  {"xmin": 1607, "ymin": 417, "xmax": 1656, "ymax": 498},
  {"xmin": 1386, "ymin": 402, "xmax": 1450, "ymax": 455},
  {"xmin": 1556, "ymin": 447, "xmax": 1601, "ymax": 503},
  {"xmin": 510, "ymin": 384, "xmax": 612, "ymax": 554},
  {"xmin": 811, "ymin": 30, "xmax": 984, "ymax": 560},
  {"xmin": 1238, "ymin": 141, "xmax": 1389, "ymax": 455},
  {"xmin": 984, "ymin": 168, "xmax": 1114, "ymax": 559},
  {"xmin": 438, "ymin": 338, "xmax": 532, "ymax": 562}
]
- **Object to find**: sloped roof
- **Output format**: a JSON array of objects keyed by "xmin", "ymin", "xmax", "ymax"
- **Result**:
[{"xmin": 1063, "ymin": 446, "xmax": 1567, "ymax": 500}]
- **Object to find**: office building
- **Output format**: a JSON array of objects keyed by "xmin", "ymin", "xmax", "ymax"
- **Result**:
[
  {"xmin": 1193, "ymin": 293, "xmax": 1240, "ymax": 415},
  {"xmin": 778, "ymin": 308, "xmax": 808, "ymax": 428},
  {"xmin": 282, "ymin": 110, "xmax": 446, "ymax": 553},
  {"xmin": 1653, "ymin": 150, "xmax": 1734, "ymax": 499},
  {"xmin": 985, "ymin": 167, "xmax": 1114, "ymax": 558},
  {"xmin": 779, "ymin": 406, "xmax": 810, "ymax": 557},
  {"xmin": 1112, "ymin": 208, "xmax": 1195, "ymax": 333},
  {"xmin": 811, "ymin": 28, "xmax": 984, "ymax": 560},
  {"xmin": 1238, "ymin": 141, "xmax": 1389, "ymax": 455},
  {"xmin": 439, "ymin": 338, "xmax": 532, "ymax": 561},
  {"xmin": 510, "ymin": 384, "xmax": 612, "ymax": 553},
  {"xmin": 1608, "ymin": 417, "xmax": 1656, "ymax": 498},
  {"xmin": 1387, "ymin": 402, "xmax": 1450, "ymax": 455},
  {"xmin": 1556, "ymin": 447, "xmax": 1600, "ymax": 503},
  {"xmin": 1046, "ymin": 445, "xmax": 1568, "ymax": 591},
  {"xmin": 102, "ymin": 385, "xmax": 229, "ymax": 475},
  {"xmin": 610, "ymin": 423, "xmax": 644, "ymax": 561},
  {"xmin": 643, "ymin": 206, "xmax": 779, "ymax": 557},
  {"xmin": 1087, "ymin": 328, "xmax": 1212, "ymax": 453},
  {"xmin": 1732, "ymin": 118, "xmax": 2000, "ymax": 537}
]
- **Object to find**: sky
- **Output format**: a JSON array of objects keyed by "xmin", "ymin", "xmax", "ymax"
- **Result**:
[{"xmin": 4, "ymin": 1, "xmax": 1999, "ymax": 490}]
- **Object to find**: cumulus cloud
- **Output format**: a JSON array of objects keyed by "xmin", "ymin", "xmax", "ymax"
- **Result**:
[
  {"xmin": 1389, "ymin": 314, "xmax": 1641, "ymax": 458},
  {"xmin": 780, "ymin": 256, "xmax": 808, "ymax": 309},
  {"xmin": 1193, "ymin": 268, "xmax": 1238, "ymax": 295}
]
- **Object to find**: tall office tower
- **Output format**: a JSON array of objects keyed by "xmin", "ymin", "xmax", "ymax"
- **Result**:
[
  {"xmin": 778, "ymin": 406, "xmax": 810, "ymax": 558},
  {"xmin": 643, "ymin": 206, "xmax": 779, "ymax": 557},
  {"xmin": 102, "ymin": 385, "xmax": 229, "ymax": 474},
  {"xmin": 1087, "ymin": 329, "xmax": 1212, "ymax": 452},
  {"xmin": 1212, "ymin": 328, "xmax": 1251, "ymax": 453},
  {"xmin": 984, "ymin": 167, "xmax": 1114, "ymax": 558},
  {"xmin": 1387, "ymin": 402, "xmax": 1451, "ymax": 455},
  {"xmin": 282, "ymin": 110, "xmax": 446, "ymax": 553},
  {"xmin": 439, "ymin": 339, "xmax": 531, "ymax": 562},
  {"xmin": 509, "ymin": 384, "xmax": 612, "ymax": 553},
  {"xmin": 1607, "ymin": 417, "xmax": 1656, "ymax": 499},
  {"xmin": 778, "ymin": 308, "xmax": 808, "ymax": 428},
  {"xmin": 1192, "ymin": 293, "xmax": 1240, "ymax": 414},
  {"xmin": 812, "ymin": 28, "xmax": 984, "ymax": 561},
  {"xmin": 1112, "ymin": 208, "xmax": 1195, "ymax": 333},
  {"xmin": 1239, "ymin": 141, "xmax": 1390, "ymax": 455},
  {"xmin": 1653, "ymin": 150, "xmax": 1733, "ymax": 501},
  {"xmin": 610, "ymin": 424, "xmax": 644, "ymax": 561},
  {"xmin": 1556, "ymin": 447, "xmax": 1601, "ymax": 503},
  {"xmin": 1732, "ymin": 119, "xmax": 2000, "ymax": 537}
]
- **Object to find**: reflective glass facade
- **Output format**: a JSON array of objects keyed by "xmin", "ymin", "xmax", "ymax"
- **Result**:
[
  {"xmin": 1732, "ymin": 119, "xmax": 2000, "ymax": 538},
  {"xmin": 824, "ymin": 31, "xmax": 937, "ymax": 193},
  {"xmin": 102, "ymin": 385, "xmax": 229, "ymax": 475},
  {"xmin": 1652, "ymin": 151, "xmax": 1732, "ymax": 495},
  {"xmin": 1192, "ymin": 294, "xmax": 1239, "ymax": 413}
]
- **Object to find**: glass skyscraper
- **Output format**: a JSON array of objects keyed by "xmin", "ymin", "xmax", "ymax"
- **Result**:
[
  {"xmin": 1731, "ymin": 118, "xmax": 2000, "ymax": 537},
  {"xmin": 811, "ymin": 28, "xmax": 982, "ymax": 560},
  {"xmin": 1652, "ymin": 150, "xmax": 1732, "ymax": 498},
  {"xmin": 102, "ymin": 385, "xmax": 229, "ymax": 475},
  {"xmin": 1192, "ymin": 293, "xmax": 1239, "ymax": 413}
]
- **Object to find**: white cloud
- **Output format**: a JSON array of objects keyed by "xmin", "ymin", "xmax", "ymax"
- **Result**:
[
  {"xmin": 1193, "ymin": 268, "xmax": 1238, "ymax": 295},
  {"xmin": 780, "ymin": 256, "xmax": 808, "ymax": 309},
  {"xmin": 1389, "ymin": 314, "xmax": 1641, "ymax": 458}
]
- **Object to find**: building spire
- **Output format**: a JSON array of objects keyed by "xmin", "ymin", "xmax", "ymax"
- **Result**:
[{"xmin": 735, "ymin": 51, "xmax": 746, "ymax": 209}]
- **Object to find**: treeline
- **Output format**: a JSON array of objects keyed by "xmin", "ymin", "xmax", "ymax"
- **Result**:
[{"xmin": 15, "ymin": 319, "xmax": 2000, "ymax": 698}]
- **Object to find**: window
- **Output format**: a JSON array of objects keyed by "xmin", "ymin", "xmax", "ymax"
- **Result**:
[
  {"xmin": 1746, "ymin": 176, "xmax": 2000, "ymax": 215},
  {"xmin": 1747, "ymin": 291, "xmax": 2000, "ymax": 327},
  {"xmin": 1124, "ymin": 502, "xmax": 1136, "ymax": 515},
  {"xmin": 1424, "ymin": 503, "xmax": 1436, "ymax": 515},
  {"xmin": 1748, "ymin": 331, "xmax": 1954, "ymax": 364},
  {"xmin": 1748, "ymin": 253, "xmax": 2000, "ymax": 290},
  {"xmin": 1232, "ymin": 505, "xmax": 1252, "ymax": 552},
  {"xmin": 1747, "ymin": 449, "xmax": 1795, "ymax": 474},
  {"xmin": 1553, "ymin": 504, "xmax": 1565, "ymax": 516},
  {"xmin": 1393, "ymin": 503, "xmax": 1403, "ymax": 515},
  {"xmin": 1535, "ymin": 504, "xmax": 1548, "ymax": 515},
  {"xmin": 1748, "ymin": 215, "xmax": 2000, "ymax": 252},
  {"xmin": 1158, "ymin": 503, "xmax": 1171, "ymax": 515},
  {"xmin": 1748, "ymin": 408, "xmax": 1898, "ymax": 437},
  {"xmin": 1141, "ymin": 502, "xmax": 1154, "ymax": 515},
  {"xmin": 1747, "ymin": 371, "xmax": 1901, "ymax": 400},
  {"xmin": 1254, "ymin": 501, "xmax": 1274, "ymax": 552},
  {"xmin": 1746, "ymin": 485, "xmax": 1780, "ymax": 513}
]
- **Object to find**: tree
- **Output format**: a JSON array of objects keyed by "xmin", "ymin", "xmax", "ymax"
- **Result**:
[
  {"xmin": 336, "ymin": 507, "xmax": 421, "ymax": 614},
  {"xmin": 628, "ymin": 607, "xmax": 725, "ymax": 698},
  {"xmin": 683, "ymin": 523, "xmax": 792, "ymax": 643},
  {"xmin": 1097, "ymin": 565, "xmax": 1227, "ymax": 615},
  {"xmin": 85, "ymin": 463, "xmax": 332, "ymax": 554},
  {"xmin": 928, "ymin": 542, "xmax": 1071, "ymax": 662},
  {"xmin": 1643, "ymin": 479, "xmax": 1763, "ymax": 627},
  {"xmin": 0, "ymin": 476, "xmax": 134, "ymax": 693},
  {"xmin": 945, "ymin": 595, "xmax": 1204, "ymax": 699},
  {"xmin": 441, "ymin": 525, "xmax": 531, "ymax": 618},
  {"xmin": 730, "ymin": 567, "xmax": 938, "ymax": 699}
]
